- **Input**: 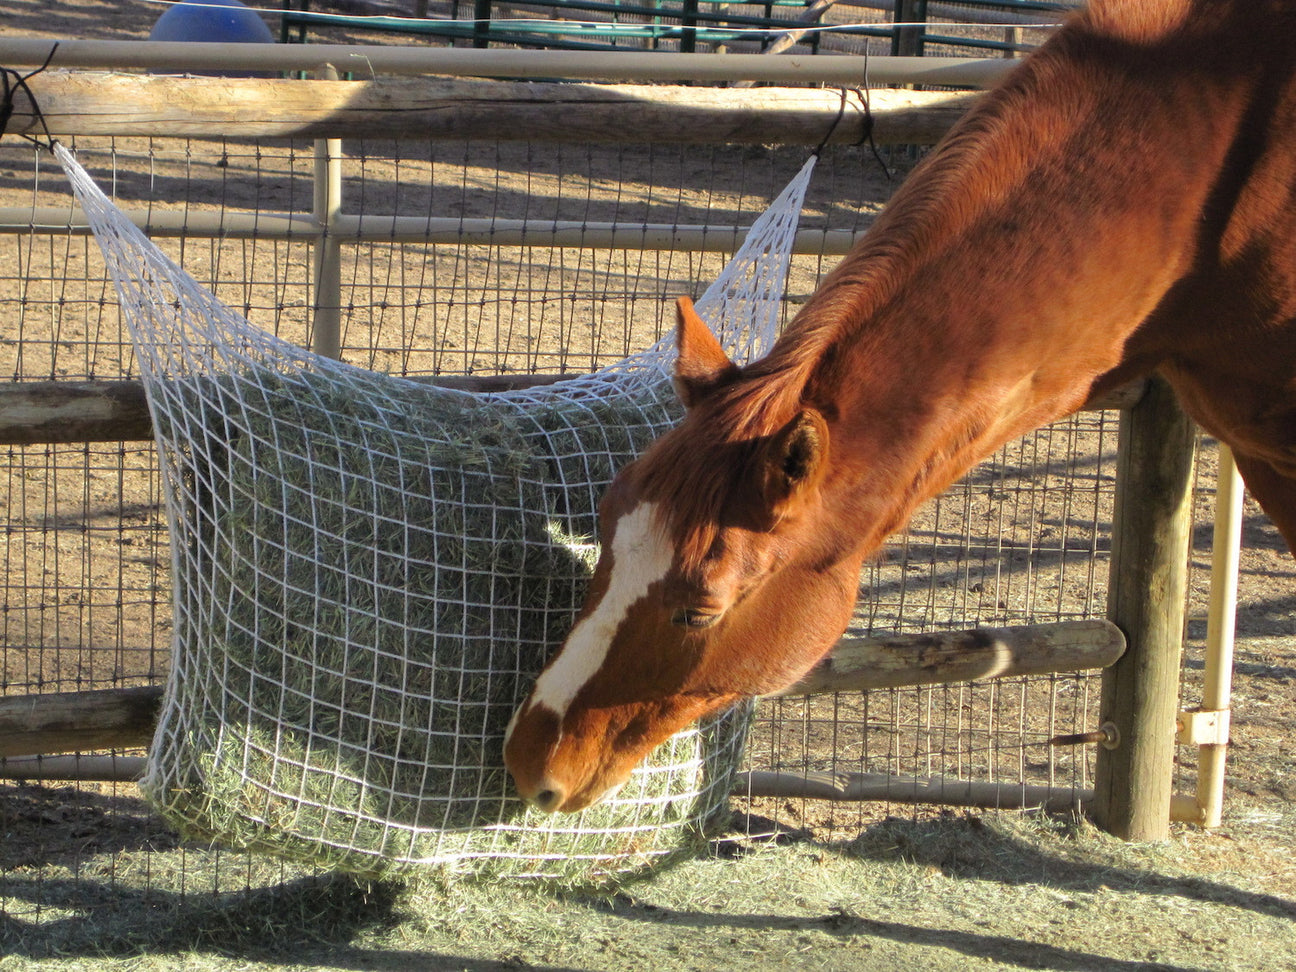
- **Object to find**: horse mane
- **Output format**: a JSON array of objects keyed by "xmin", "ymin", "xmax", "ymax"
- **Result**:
[
  {"xmin": 639, "ymin": 379, "xmax": 783, "ymax": 570},
  {"xmin": 677, "ymin": 54, "xmax": 1062, "ymax": 427},
  {"xmin": 637, "ymin": 89, "xmax": 1049, "ymax": 568},
  {"xmin": 724, "ymin": 0, "xmax": 1204, "ymax": 396},
  {"xmin": 639, "ymin": 0, "xmax": 1226, "ymax": 570}
]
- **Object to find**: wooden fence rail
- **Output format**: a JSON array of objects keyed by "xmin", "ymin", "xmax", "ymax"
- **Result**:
[
  {"xmin": 0, "ymin": 379, "xmax": 1146, "ymax": 447},
  {"xmin": 8, "ymin": 73, "xmax": 980, "ymax": 145},
  {"xmin": 781, "ymin": 619, "xmax": 1124, "ymax": 696},
  {"xmin": 738, "ymin": 772, "xmax": 1090, "ymax": 813},
  {"xmin": 0, "ymin": 620, "xmax": 1123, "ymax": 782},
  {"xmin": 0, "ymin": 686, "xmax": 163, "ymax": 760},
  {"xmin": 0, "ymin": 38, "xmax": 1017, "ymax": 87}
]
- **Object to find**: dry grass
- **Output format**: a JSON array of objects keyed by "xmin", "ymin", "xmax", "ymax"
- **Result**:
[{"xmin": 5, "ymin": 788, "xmax": 1293, "ymax": 970}]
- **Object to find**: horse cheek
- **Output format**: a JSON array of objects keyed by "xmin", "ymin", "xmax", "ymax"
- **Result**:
[{"xmin": 731, "ymin": 562, "xmax": 860, "ymax": 696}]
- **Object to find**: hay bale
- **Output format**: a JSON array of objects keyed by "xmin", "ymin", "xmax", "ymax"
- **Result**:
[{"xmin": 142, "ymin": 362, "xmax": 750, "ymax": 882}]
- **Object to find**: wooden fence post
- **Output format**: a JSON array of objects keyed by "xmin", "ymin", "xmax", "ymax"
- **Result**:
[{"xmin": 1093, "ymin": 376, "xmax": 1197, "ymax": 840}]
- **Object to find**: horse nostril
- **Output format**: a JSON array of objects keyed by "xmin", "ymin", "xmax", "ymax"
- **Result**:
[{"xmin": 532, "ymin": 787, "xmax": 564, "ymax": 813}]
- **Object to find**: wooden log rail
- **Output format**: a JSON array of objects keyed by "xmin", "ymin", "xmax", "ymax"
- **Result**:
[
  {"xmin": 0, "ymin": 381, "xmax": 153, "ymax": 446},
  {"xmin": 0, "ymin": 376, "xmax": 561, "ymax": 445},
  {"xmin": 0, "ymin": 39, "xmax": 1017, "ymax": 88},
  {"xmin": 745, "ymin": 619, "xmax": 1124, "ymax": 813},
  {"xmin": 0, "ymin": 753, "xmax": 148, "ymax": 784},
  {"xmin": 0, "ymin": 378, "xmax": 1146, "ymax": 447},
  {"xmin": 779, "ymin": 619, "xmax": 1124, "ymax": 696},
  {"xmin": 0, "ymin": 619, "xmax": 1123, "ymax": 781},
  {"xmin": 0, "ymin": 686, "xmax": 162, "ymax": 761},
  {"xmin": 8, "ymin": 73, "xmax": 980, "ymax": 145},
  {"xmin": 737, "ymin": 772, "xmax": 1090, "ymax": 814}
]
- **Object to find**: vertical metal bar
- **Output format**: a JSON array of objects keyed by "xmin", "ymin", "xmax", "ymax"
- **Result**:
[
  {"xmin": 680, "ymin": 0, "xmax": 700, "ymax": 53},
  {"xmin": 312, "ymin": 63, "xmax": 343, "ymax": 360},
  {"xmin": 892, "ymin": 0, "xmax": 927, "ymax": 58},
  {"xmin": 1003, "ymin": 25, "xmax": 1023, "ymax": 58},
  {"xmin": 473, "ymin": 0, "xmax": 492, "ymax": 49}
]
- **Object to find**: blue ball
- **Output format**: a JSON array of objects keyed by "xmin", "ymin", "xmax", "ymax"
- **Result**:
[{"xmin": 149, "ymin": 0, "xmax": 276, "ymax": 45}]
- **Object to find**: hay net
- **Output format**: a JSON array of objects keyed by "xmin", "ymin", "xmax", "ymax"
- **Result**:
[{"xmin": 54, "ymin": 141, "xmax": 815, "ymax": 881}]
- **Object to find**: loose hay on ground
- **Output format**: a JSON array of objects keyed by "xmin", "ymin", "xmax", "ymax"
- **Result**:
[{"xmin": 5, "ymin": 788, "xmax": 1294, "ymax": 970}]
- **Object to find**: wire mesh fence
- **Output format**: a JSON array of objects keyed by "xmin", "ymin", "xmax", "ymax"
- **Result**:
[
  {"xmin": 0, "ymin": 127, "xmax": 1130, "ymax": 881},
  {"xmin": 27, "ymin": 8, "xmax": 1278, "ymax": 916}
]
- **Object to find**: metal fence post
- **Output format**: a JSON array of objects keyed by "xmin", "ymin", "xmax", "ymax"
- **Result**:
[{"xmin": 311, "ymin": 63, "xmax": 343, "ymax": 360}]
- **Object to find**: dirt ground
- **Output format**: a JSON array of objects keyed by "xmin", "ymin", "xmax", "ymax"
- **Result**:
[{"xmin": 3, "ymin": 2, "xmax": 1296, "ymax": 970}]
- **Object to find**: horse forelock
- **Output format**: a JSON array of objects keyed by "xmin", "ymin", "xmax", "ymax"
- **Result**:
[{"xmin": 639, "ymin": 368, "xmax": 811, "ymax": 571}]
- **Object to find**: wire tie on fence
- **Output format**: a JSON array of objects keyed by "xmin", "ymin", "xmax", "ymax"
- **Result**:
[
  {"xmin": 0, "ymin": 42, "xmax": 59, "ymax": 152},
  {"xmin": 857, "ymin": 45, "xmax": 892, "ymax": 180},
  {"xmin": 811, "ymin": 86, "xmax": 852, "ymax": 159},
  {"xmin": 811, "ymin": 47, "xmax": 890, "ymax": 181},
  {"xmin": 812, "ymin": 84, "xmax": 886, "ymax": 179}
]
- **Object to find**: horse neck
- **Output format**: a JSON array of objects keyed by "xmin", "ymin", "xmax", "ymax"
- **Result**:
[{"xmin": 771, "ymin": 8, "xmax": 1265, "ymax": 560}]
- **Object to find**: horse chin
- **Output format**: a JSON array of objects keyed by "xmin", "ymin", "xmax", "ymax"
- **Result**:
[{"xmin": 508, "ymin": 694, "xmax": 735, "ymax": 813}]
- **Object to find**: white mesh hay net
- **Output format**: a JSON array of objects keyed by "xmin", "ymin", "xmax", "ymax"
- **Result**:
[{"xmin": 56, "ymin": 141, "xmax": 815, "ymax": 881}]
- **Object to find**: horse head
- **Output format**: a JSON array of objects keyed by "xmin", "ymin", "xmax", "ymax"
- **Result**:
[
  {"xmin": 501, "ymin": 0, "xmax": 1296, "ymax": 816},
  {"xmin": 504, "ymin": 297, "xmax": 861, "ymax": 812}
]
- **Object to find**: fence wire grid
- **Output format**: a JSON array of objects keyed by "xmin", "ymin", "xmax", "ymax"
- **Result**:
[{"xmin": 0, "ymin": 123, "xmax": 1219, "ymax": 899}]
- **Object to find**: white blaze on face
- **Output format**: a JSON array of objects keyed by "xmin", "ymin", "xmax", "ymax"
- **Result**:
[{"xmin": 528, "ymin": 501, "xmax": 673, "ymax": 719}]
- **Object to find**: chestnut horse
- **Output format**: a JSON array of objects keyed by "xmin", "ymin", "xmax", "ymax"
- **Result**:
[{"xmin": 505, "ymin": 0, "xmax": 1296, "ymax": 813}]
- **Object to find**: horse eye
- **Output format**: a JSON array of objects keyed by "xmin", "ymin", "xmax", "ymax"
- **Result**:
[{"xmin": 671, "ymin": 608, "xmax": 721, "ymax": 630}]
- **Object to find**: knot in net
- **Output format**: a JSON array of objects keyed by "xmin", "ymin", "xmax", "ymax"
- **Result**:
[{"xmin": 55, "ymin": 142, "xmax": 815, "ymax": 881}]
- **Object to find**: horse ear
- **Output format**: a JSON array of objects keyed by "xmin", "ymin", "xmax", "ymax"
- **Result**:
[
  {"xmin": 763, "ymin": 409, "xmax": 829, "ymax": 510},
  {"xmin": 673, "ymin": 296, "xmax": 739, "ymax": 408}
]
